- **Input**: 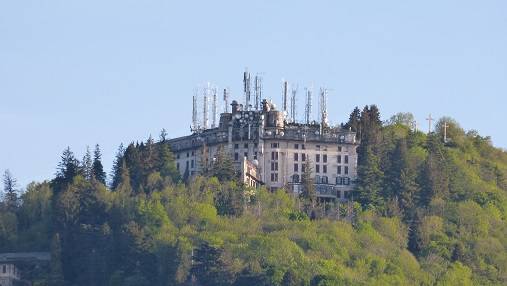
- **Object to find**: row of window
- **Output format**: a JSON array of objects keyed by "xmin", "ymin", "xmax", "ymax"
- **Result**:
[
  {"xmin": 235, "ymin": 143, "xmax": 259, "ymax": 149},
  {"xmin": 294, "ymin": 164, "xmax": 349, "ymax": 175},
  {"xmin": 294, "ymin": 153, "xmax": 349, "ymax": 164},
  {"xmin": 291, "ymin": 174, "xmax": 351, "ymax": 185}
]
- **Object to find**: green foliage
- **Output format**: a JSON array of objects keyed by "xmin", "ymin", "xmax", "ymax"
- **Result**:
[{"xmin": 2, "ymin": 109, "xmax": 507, "ymax": 285}]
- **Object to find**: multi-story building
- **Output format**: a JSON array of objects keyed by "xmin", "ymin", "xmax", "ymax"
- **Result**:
[{"xmin": 168, "ymin": 97, "xmax": 359, "ymax": 201}]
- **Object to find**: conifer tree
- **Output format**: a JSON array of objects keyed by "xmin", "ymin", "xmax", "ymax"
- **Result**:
[
  {"xmin": 49, "ymin": 233, "xmax": 65, "ymax": 286},
  {"xmin": 92, "ymin": 144, "xmax": 106, "ymax": 185},
  {"xmin": 300, "ymin": 159, "xmax": 316, "ymax": 210},
  {"xmin": 344, "ymin": 106, "xmax": 361, "ymax": 132},
  {"xmin": 56, "ymin": 147, "xmax": 80, "ymax": 182},
  {"xmin": 110, "ymin": 143, "xmax": 125, "ymax": 190},
  {"xmin": 82, "ymin": 146, "xmax": 93, "ymax": 180},
  {"xmin": 2, "ymin": 169, "xmax": 18, "ymax": 211}
]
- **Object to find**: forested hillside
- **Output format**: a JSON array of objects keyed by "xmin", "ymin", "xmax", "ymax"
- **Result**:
[{"xmin": 1, "ymin": 106, "xmax": 507, "ymax": 286}]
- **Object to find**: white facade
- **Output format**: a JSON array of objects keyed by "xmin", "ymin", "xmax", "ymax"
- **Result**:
[
  {"xmin": 0, "ymin": 264, "xmax": 20, "ymax": 286},
  {"xmin": 169, "ymin": 100, "xmax": 358, "ymax": 200}
]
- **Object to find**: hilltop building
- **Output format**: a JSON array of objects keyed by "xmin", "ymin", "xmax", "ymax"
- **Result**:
[{"xmin": 168, "ymin": 72, "xmax": 358, "ymax": 201}]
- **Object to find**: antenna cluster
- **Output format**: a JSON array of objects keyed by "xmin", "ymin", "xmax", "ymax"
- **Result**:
[{"xmin": 190, "ymin": 69, "xmax": 332, "ymax": 132}]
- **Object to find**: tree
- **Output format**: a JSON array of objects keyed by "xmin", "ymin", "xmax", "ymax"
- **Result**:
[
  {"xmin": 2, "ymin": 169, "xmax": 18, "ymax": 211},
  {"xmin": 388, "ymin": 112, "xmax": 415, "ymax": 127},
  {"xmin": 191, "ymin": 242, "xmax": 234, "ymax": 286},
  {"xmin": 344, "ymin": 106, "xmax": 361, "ymax": 132},
  {"xmin": 49, "ymin": 233, "xmax": 65, "ymax": 286},
  {"xmin": 300, "ymin": 159, "xmax": 316, "ymax": 211},
  {"xmin": 92, "ymin": 144, "xmax": 107, "ymax": 185},
  {"xmin": 208, "ymin": 147, "xmax": 236, "ymax": 182},
  {"xmin": 56, "ymin": 147, "xmax": 80, "ymax": 182},
  {"xmin": 159, "ymin": 128, "xmax": 168, "ymax": 143},
  {"xmin": 82, "ymin": 146, "xmax": 93, "ymax": 181},
  {"xmin": 110, "ymin": 143, "xmax": 125, "ymax": 190}
]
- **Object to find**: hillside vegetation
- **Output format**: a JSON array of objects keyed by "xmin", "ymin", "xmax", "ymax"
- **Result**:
[{"xmin": 1, "ymin": 106, "xmax": 507, "ymax": 286}]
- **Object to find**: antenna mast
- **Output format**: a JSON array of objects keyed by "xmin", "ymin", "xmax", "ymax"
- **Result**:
[
  {"xmin": 243, "ymin": 68, "xmax": 251, "ymax": 111},
  {"xmin": 254, "ymin": 74, "xmax": 262, "ymax": 110},
  {"xmin": 282, "ymin": 80, "xmax": 289, "ymax": 114},
  {"xmin": 203, "ymin": 83, "xmax": 210, "ymax": 129},
  {"xmin": 290, "ymin": 85, "xmax": 297, "ymax": 123},
  {"xmin": 192, "ymin": 89, "xmax": 198, "ymax": 131},
  {"xmin": 305, "ymin": 86, "xmax": 313, "ymax": 124},
  {"xmin": 320, "ymin": 87, "xmax": 329, "ymax": 127},
  {"xmin": 223, "ymin": 88, "xmax": 230, "ymax": 113},
  {"xmin": 212, "ymin": 86, "xmax": 217, "ymax": 128}
]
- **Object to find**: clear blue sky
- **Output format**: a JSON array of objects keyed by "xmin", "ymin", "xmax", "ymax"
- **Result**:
[{"xmin": 1, "ymin": 1, "xmax": 506, "ymax": 187}]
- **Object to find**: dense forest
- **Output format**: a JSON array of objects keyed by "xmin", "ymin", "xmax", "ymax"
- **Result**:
[{"xmin": 1, "ymin": 106, "xmax": 507, "ymax": 285}]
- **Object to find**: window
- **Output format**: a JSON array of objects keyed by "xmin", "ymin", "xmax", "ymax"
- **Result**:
[
  {"xmin": 177, "ymin": 154, "xmax": 180, "ymax": 159},
  {"xmin": 302, "ymin": 153, "xmax": 306, "ymax": 161},
  {"xmin": 316, "ymin": 145, "xmax": 321, "ymax": 150},
  {"xmin": 271, "ymin": 151, "xmax": 279, "ymax": 160},
  {"xmin": 191, "ymin": 151, "xmax": 195, "ymax": 156},
  {"xmin": 271, "ymin": 173, "xmax": 279, "ymax": 182},
  {"xmin": 177, "ymin": 162, "xmax": 180, "ymax": 171},
  {"xmin": 315, "ymin": 175, "xmax": 321, "ymax": 184},
  {"xmin": 244, "ymin": 143, "xmax": 248, "ymax": 149},
  {"xmin": 316, "ymin": 154, "xmax": 320, "ymax": 162},
  {"xmin": 254, "ymin": 143, "xmax": 258, "ymax": 148},
  {"xmin": 322, "ymin": 176, "xmax": 328, "ymax": 184},
  {"xmin": 294, "ymin": 143, "xmax": 299, "ymax": 149},
  {"xmin": 186, "ymin": 161, "xmax": 189, "ymax": 169},
  {"xmin": 271, "ymin": 142, "xmax": 279, "ymax": 148},
  {"xmin": 271, "ymin": 162, "xmax": 278, "ymax": 171},
  {"xmin": 3, "ymin": 265, "xmax": 6, "ymax": 273},
  {"xmin": 191, "ymin": 160, "xmax": 194, "ymax": 168},
  {"xmin": 336, "ymin": 177, "xmax": 343, "ymax": 185},
  {"xmin": 323, "ymin": 154, "xmax": 327, "ymax": 163},
  {"xmin": 316, "ymin": 164, "xmax": 320, "ymax": 173},
  {"xmin": 292, "ymin": 174, "xmax": 300, "ymax": 183},
  {"xmin": 294, "ymin": 153, "xmax": 299, "ymax": 161},
  {"xmin": 254, "ymin": 152, "xmax": 258, "ymax": 160},
  {"xmin": 294, "ymin": 163, "xmax": 299, "ymax": 172},
  {"xmin": 234, "ymin": 153, "xmax": 239, "ymax": 161},
  {"xmin": 323, "ymin": 165, "xmax": 327, "ymax": 173},
  {"xmin": 344, "ymin": 177, "xmax": 351, "ymax": 185},
  {"xmin": 337, "ymin": 155, "xmax": 342, "ymax": 164},
  {"xmin": 338, "ymin": 146, "xmax": 342, "ymax": 152},
  {"xmin": 234, "ymin": 144, "xmax": 239, "ymax": 149},
  {"xmin": 344, "ymin": 166, "xmax": 349, "ymax": 175},
  {"xmin": 337, "ymin": 166, "xmax": 342, "ymax": 175},
  {"xmin": 302, "ymin": 164, "xmax": 306, "ymax": 173},
  {"xmin": 302, "ymin": 144, "xmax": 306, "ymax": 150},
  {"xmin": 345, "ymin": 155, "xmax": 349, "ymax": 164},
  {"xmin": 186, "ymin": 152, "xmax": 189, "ymax": 158}
]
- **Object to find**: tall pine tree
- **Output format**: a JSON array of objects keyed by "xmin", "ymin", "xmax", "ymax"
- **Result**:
[{"xmin": 92, "ymin": 144, "xmax": 106, "ymax": 185}]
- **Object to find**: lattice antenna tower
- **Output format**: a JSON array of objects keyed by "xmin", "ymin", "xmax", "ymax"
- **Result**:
[
  {"xmin": 320, "ymin": 87, "xmax": 329, "ymax": 126},
  {"xmin": 211, "ymin": 86, "xmax": 218, "ymax": 128},
  {"xmin": 305, "ymin": 86, "xmax": 313, "ymax": 124},
  {"xmin": 254, "ymin": 74, "xmax": 263, "ymax": 111},
  {"xmin": 243, "ymin": 68, "xmax": 252, "ymax": 111},
  {"xmin": 290, "ymin": 85, "xmax": 298, "ymax": 123},
  {"xmin": 223, "ymin": 88, "xmax": 230, "ymax": 113},
  {"xmin": 192, "ymin": 88, "xmax": 199, "ymax": 131},
  {"xmin": 282, "ymin": 80, "xmax": 289, "ymax": 114},
  {"xmin": 202, "ymin": 82, "xmax": 210, "ymax": 129}
]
